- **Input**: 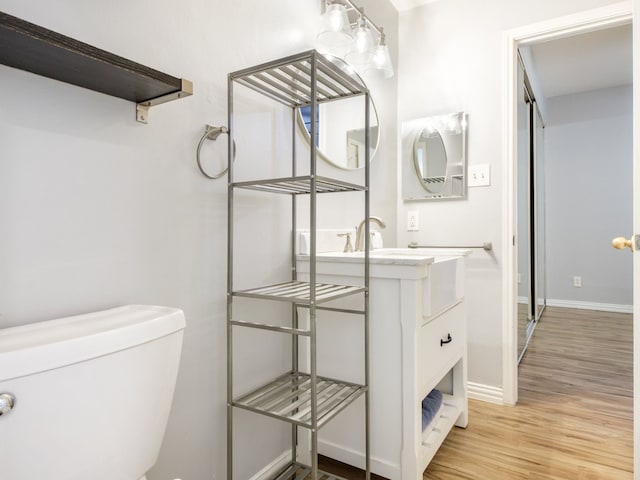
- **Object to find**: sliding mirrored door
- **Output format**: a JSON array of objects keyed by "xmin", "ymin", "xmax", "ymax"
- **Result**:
[
  {"xmin": 517, "ymin": 56, "xmax": 547, "ymax": 362},
  {"xmin": 517, "ymin": 59, "xmax": 532, "ymax": 358},
  {"xmin": 534, "ymin": 104, "xmax": 547, "ymax": 319}
]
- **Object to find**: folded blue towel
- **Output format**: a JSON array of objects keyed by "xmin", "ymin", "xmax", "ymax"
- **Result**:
[{"xmin": 421, "ymin": 389, "xmax": 443, "ymax": 431}]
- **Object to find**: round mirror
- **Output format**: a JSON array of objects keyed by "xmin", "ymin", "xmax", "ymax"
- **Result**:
[
  {"xmin": 297, "ymin": 57, "xmax": 379, "ymax": 170},
  {"xmin": 413, "ymin": 127, "xmax": 447, "ymax": 194}
]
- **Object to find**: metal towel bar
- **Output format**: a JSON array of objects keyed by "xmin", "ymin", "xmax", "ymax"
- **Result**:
[{"xmin": 408, "ymin": 242, "xmax": 493, "ymax": 251}]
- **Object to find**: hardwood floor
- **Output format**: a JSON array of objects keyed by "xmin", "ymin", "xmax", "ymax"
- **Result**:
[
  {"xmin": 321, "ymin": 307, "xmax": 633, "ymax": 479},
  {"xmin": 318, "ymin": 455, "xmax": 388, "ymax": 480},
  {"xmin": 424, "ymin": 306, "xmax": 633, "ymax": 479}
]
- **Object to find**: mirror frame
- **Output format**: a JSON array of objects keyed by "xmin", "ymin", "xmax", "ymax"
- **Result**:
[{"xmin": 295, "ymin": 56, "xmax": 380, "ymax": 170}]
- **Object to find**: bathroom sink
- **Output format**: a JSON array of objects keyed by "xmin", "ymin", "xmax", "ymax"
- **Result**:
[
  {"xmin": 298, "ymin": 247, "xmax": 467, "ymax": 316},
  {"xmin": 315, "ymin": 249, "xmax": 434, "ymax": 266},
  {"xmin": 311, "ymin": 247, "xmax": 470, "ymax": 266}
]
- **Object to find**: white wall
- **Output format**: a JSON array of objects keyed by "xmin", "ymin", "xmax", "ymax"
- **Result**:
[
  {"xmin": 397, "ymin": 0, "xmax": 623, "ymax": 389},
  {"xmin": 0, "ymin": 1, "xmax": 397, "ymax": 479},
  {"xmin": 545, "ymin": 85, "xmax": 633, "ymax": 307}
]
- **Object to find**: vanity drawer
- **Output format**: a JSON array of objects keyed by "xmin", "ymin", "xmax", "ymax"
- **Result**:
[{"xmin": 417, "ymin": 305, "xmax": 465, "ymax": 394}]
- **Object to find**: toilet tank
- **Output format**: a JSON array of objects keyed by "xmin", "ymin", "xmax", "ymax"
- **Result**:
[{"xmin": 0, "ymin": 305, "xmax": 186, "ymax": 480}]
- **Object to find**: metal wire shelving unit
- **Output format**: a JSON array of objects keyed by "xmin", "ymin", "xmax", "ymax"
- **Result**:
[{"xmin": 227, "ymin": 50, "xmax": 371, "ymax": 480}]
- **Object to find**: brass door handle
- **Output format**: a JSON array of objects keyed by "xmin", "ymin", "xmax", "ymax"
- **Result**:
[
  {"xmin": 0, "ymin": 393, "xmax": 16, "ymax": 416},
  {"xmin": 612, "ymin": 236, "xmax": 635, "ymax": 251}
]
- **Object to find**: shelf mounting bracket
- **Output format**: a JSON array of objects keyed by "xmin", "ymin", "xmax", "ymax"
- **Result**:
[{"xmin": 136, "ymin": 78, "xmax": 193, "ymax": 124}]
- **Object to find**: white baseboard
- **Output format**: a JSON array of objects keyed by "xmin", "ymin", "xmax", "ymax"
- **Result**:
[
  {"xmin": 468, "ymin": 381, "xmax": 504, "ymax": 405},
  {"xmin": 318, "ymin": 439, "xmax": 399, "ymax": 480},
  {"xmin": 248, "ymin": 450, "xmax": 291, "ymax": 480},
  {"xmin": 546, "ymin": 298, "xmax": 632, "ymax": 314},
  {"xmin": 248, "ymin": 443, "xmax": 399, "ymax": 480}
]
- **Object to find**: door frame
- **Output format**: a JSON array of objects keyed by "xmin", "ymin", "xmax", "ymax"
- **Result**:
[{"xmin": 501, "ymin": 1, "xmax": 632, "ymax": 403}]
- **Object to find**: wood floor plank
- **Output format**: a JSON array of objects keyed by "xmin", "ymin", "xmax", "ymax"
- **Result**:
[
  {"xmin": 425, "ymin": 307, "xmax": 633, "ymax": 479},
  {"xmin": 321, "ymin": 307, "xmax": 633, "ymax": 479}
]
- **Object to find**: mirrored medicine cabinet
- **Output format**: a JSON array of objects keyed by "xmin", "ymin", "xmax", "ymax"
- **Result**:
[{"xmin": 402, "ymin": 112, "xmax": 467, "ymax": 200}]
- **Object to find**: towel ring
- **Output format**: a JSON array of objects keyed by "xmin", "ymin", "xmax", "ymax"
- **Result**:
[{"xmin": 196, "ymin": 124, "xmax": 236, "ymax": 179}]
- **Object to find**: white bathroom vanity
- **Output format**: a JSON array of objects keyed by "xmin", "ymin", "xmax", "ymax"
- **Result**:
[{"xmin": 297, "ymin": 248, "xmax": 469, "ymax": 479}]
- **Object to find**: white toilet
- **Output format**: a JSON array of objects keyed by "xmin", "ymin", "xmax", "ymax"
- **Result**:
[{"xmin": 0, "ymin": 305, "xmax": 186, "ymax": 480}]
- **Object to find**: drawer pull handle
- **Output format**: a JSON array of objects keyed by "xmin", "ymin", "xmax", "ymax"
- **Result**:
[{"xmin": 440, "ymin": 334, "xmax": 452, "ymax": 346}]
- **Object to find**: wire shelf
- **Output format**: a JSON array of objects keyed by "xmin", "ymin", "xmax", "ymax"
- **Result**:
[
  {"xmin": 233, "ymin": 372, "xmax": 366, "ymax": 429},
  {"xmin": 233, "ymin": 175, "xmax": 365, "ymax": 195},
  {"xmin": 229, "ymin": 50, "xmax": 368, "ymax": 108},
  {"xmin": 271, "ymin": 462, "xmax": 348, "ymax": 480},
  {"xmin": 233, "ymin": 281, "xmax": 365, "ymax": 304}
]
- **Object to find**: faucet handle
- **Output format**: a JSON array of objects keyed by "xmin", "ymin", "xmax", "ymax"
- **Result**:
[
  {"xmin": 370, "ymin": 231, "xmax": 384, "ymax": 250},
  {"xmin": 337, "ymin": 233, "xmax": 354, "ymax": 253}
]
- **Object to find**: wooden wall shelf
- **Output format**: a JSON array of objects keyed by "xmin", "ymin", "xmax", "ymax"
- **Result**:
[{"xmin": 0, "ymin": 11, "xmax": 192, "ymax": 123}]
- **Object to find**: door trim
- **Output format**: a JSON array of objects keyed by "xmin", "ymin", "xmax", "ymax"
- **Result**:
[
  {"xmin": 501, "ymin": 1, "xmax": 632, "ymax": 406},
  {"xmin": 634, "ymin": 0, "xmax": 640, "ymax": 476}
]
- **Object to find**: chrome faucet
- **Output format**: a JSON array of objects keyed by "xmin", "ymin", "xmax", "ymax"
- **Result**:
[{"xmin": 354, "ymin": 216, "xmax": 386, "ymax": 251}]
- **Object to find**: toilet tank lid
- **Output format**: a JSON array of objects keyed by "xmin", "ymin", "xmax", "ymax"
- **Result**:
[{"xmin": 0, "ymin": 305, "xmax": 185, "ymax": 382}]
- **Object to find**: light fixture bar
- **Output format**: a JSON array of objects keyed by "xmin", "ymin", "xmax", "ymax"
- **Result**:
[
  {"xmin": 318, "ymin": 0, "xmax": 394, "ymax": 79},
  {"xmin": 322, "ymin": 0, "xmax": 384, "ymax": 38}
]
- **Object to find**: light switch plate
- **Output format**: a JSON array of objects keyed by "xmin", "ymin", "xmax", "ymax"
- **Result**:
[{"xmin": 468, "ymin": 164, "xmax": 491, "ymax": 187}]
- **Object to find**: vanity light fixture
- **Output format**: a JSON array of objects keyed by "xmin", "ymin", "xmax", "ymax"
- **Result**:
[
  {"xmin": 317, "ymin": 0, "xmax": 394, "ymax": 79},
  {"xmin": 421, "ymin": 120, "xmax": 440, "ymax": 138},
  {"xmin": 366, "ymin": 29, "xmax": 394, "ymax": 79},
  {"xmin": 345, "ymin": 14, "xmax": 375, "ymax": 66},
  {"xmin": 421, "ymin": 114, "xmax": 466, "ymax": 137},
  {"xmin": 443, "ymin": 114, "xmax": 464, "ymax": 135},
  {"xmin": 317, "ymin": 2, "xmax": 352, "ymax": 48}
]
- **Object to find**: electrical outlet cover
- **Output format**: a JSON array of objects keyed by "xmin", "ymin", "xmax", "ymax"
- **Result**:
[{"xmin": 407, "ymin": 210, "xmax": 419, "ymax": 231}]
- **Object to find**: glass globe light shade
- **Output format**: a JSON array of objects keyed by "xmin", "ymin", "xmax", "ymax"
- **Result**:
[
  {"xmin": 317, "ymin": 3, "xmax": 353, "ymax": 49},
  {"xmin": 345, "ymin": 17, "xmax": 375, "ymax": 66}
]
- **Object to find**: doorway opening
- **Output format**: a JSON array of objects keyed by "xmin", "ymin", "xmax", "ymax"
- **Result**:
[
  {"xmin": 502, "ymin": 0, "xmax": 633, "ymax": 406},
  {"xmin": 503, "ymin": 3, "xmax": 635, "ymax": 471},
  {"xmin": 515, "ymin": 23, "xmax": 632, "ymax": 365}
]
